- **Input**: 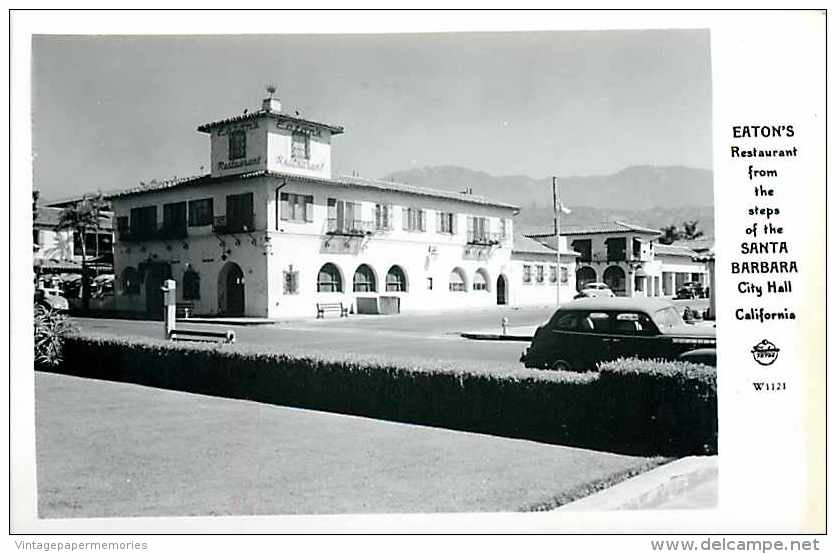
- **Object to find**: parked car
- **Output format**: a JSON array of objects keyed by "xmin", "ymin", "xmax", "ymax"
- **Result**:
[
  {"xmin": 35, "ymin": 287, "xmax": 69, "ymax": 314},
  {"xmin": 676, "ymin": 281, "xmax": 705, "ymax": 299},
  {"xmin": 574, "ymin": 282, "xmax": 615, "ymax": 299},
  {"xmin": 520, "ymin": 297, "xmax": 716, "ymax": 371}
]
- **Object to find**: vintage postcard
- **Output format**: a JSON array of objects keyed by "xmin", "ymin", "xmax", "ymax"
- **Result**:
[{"xmin": 8, "ymin": 8, "xmax": 827, "ymax": 549}]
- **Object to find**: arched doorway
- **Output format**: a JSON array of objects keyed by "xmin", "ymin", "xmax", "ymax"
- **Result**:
[
  {"xmin": 144, "ymin": 262, "xmax": 172, "ymax": 319},
  {"xmin": 496, "ymin": 275, "xmax": 508, "ymax": 305},
  {"xmin": 576, "ymin": 266, "xmax": 597, "ymax": 291},
  {"xmin": 603, "ymin": 265, "xmax": 627, "ymax": 296},
  {"xmin": 218, "ymin": 262, "xmax": 245, "ymax": 316}
]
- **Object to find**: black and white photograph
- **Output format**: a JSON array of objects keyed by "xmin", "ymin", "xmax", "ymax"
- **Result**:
[{"xmin": 10, "ymin": 8, "xmax": 826, "ymax": 542}]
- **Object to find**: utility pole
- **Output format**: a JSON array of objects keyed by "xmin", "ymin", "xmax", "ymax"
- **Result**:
[{"xmin": 552, "ymin": 176, "xmax": 561, "ymax": 307}]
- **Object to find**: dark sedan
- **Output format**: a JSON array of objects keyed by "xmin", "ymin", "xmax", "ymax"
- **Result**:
[{"xmin": 521, "ymin": 297, "xmax": 716, "ymax": 371}]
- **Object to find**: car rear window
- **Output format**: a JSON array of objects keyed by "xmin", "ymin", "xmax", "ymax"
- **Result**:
[
  {"xmin": 578, "ymin": 312, "xmax": 610, "ymax": 332},
  {"xmin": 613, "ymin": 312, "xmax": 655, "ymax": 335},
  {"xmin": 549, "ymin": 312, "xmax": 578, "ymax": 330}
]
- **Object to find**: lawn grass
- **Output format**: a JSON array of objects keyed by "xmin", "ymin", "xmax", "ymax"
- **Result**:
[{"xmin": 36, "ymin": 372, "xmax": 662, "ymax": 518}]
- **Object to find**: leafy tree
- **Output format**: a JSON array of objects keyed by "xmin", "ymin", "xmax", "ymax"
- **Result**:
[{"xmin": 57, "ymin": 195, "xmax": 109, "ymax": 310}]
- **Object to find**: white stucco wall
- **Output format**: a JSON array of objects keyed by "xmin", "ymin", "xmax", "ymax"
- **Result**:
[
  {"xmin": 209, "ymin": 120, "xmax": 268, "ymax": 178},
  {"xmin": 266, "ymin": 125, "xmax": 332, "ymax": 179},
  {"xmin": 110, "ymin": 174, "xmax": 530, "ymax": 318}
]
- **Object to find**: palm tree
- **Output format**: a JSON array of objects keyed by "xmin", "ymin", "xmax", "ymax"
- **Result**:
[
  {"xmin": 57, "ymin": 196, "xmax": 109, "ymax": 310},
  {"xmin": 659, "ymin": 224, "xmax": 681, "ymax": 245},
  {"xmin": 683, "ymin": 220, "xmax": 704, "ymax": 240}
]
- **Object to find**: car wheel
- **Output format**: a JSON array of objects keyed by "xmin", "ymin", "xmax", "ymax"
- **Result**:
[{"xmin": 549, "ymin": 359, "xmax": 573, "ymax": 371}]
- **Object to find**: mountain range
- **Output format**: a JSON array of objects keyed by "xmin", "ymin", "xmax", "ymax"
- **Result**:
[{"xmin": 383, "ymin": 165, "xmax": 714, "ymax": 237}]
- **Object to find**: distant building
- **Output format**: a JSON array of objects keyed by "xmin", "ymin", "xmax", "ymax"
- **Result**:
[
  {"xmin": 33, "ymin": 206, "xmax": 114, "ymax": 274},
  {"xmin": 529, "ymin": 221, "xmax": 709, "ymax": 298},
  {"xmin": 105, "ymin": 94, "xmax": 575, "ymax": 318}
]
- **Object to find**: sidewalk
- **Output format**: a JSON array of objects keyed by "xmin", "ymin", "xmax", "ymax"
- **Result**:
[
  {"xmin": 557, "ymin": 455, "xmax": 718, "ymax": 510},
  {"xmin": 460, "ymin": 325, "xmax": 538, "ymax": 341}
]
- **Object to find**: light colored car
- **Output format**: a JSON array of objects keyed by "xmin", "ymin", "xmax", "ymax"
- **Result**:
[
  {"xmin": 574, "ymin": 282, "xmax": 615, "ymax": 299},
  {"xmin": 35, "ymin": 287, "xmax": 69, "ymax": 314}
]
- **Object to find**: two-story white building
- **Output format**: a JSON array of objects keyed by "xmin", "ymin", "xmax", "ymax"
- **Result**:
[
  {"xmin": 529, "ymin": 222, "xmax": 709, "ymax": 298},
  {"xmin": 108, "ymin": 94, "xmax": 575, "ymax": 318}
]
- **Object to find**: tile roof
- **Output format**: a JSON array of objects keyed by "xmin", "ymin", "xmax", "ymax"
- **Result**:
[
  {"xmin": 671, "ymin": 238, "xmax": 714, "ymax": 252},
  {"xmin": 512, "ymin": 233, "xmax": 580, "ymax": 256},
  {"xmin": 196, "ymin": 109, "xmax": 344, "ymax": 135},
  {"xmin": 103, "ymin": 170, "xmax": 520, "ymax": 210},
  {"xmin": 34, "ymin": 207, "xmax": 113, "ymax": 230},
  {"xmin": 537, "ymin": 221, "xmax": 663, "ymax": 236},
  {"xmin": 654, "ymin": 243, "xmax": 699, "ymax": 257}
]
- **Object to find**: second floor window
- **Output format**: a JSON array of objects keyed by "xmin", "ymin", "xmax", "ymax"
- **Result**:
[
  {"xmin": 467, "ymin": 216, "xmax": 489, "ymax": 242},
  {"xmin": 162, "ymin": 202, "xmax": 187, "ymax": 234},
  {"xmin": 226, "ymin": 192, "xmax": 254, "ymax": 232},
  {"xmin": 437, "ymin": 211, "xmax": 456, "ymax": 234},
  {"xmin": 522, "ymin": 264, "xmax": 532, "ymax": 284},
  {"xmin": 291, "ymin": 131, "xmax": 310, "ymax": 159},
  {"xmin": 549, "ymin": 265, "xmax": 558, "ymax": 283},
  {"xmin": 188, "ymin": 198, "xmax": 214, "ymax": 227},
  {"xmin": 403, "ymin": 207, "xmax": 426, "ymax": 232},
  {"xmin": 375, "ymin": 204, "xmax": 393, "ymax": 231},
  {"xmin": 536, "ymin": 265, "xmax": 545, "ymax": 284},
  {"xmin": 327, "ymin": 198, "xmax": 365, "ymax": 233},
  {"xmin": 279, "ymin": 192, "xmax": 314, "ymax": 223},
  {"xmin": 228, "ymin": 130, "xmax": 247, "ymax": 160},
  {"xmin": 130, "ymin": 205, "xmax": 157, "ymax": 237}
]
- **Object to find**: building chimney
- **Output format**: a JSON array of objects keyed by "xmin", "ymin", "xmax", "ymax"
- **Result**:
[{"xmin": 262, "ymin": 97, "xmax": 282, "ymax": 113}]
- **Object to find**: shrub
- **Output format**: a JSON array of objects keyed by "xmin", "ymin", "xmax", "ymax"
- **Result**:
[
  {"xmin": 598, "ymin": 358, "xmax": 717, "ymax": 455},
  {"xmin": 34, "ymin": 308, "xmax": 76, "ymax": 370},
  {"xmin": 56, "ymin": 334, "xmax": 717, "ymax": 456}
]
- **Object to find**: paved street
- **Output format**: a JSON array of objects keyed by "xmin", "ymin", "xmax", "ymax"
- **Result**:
[
  {"xmin": 36, "ymin": 372, "xmax": 656, "ymax": 517},
  {"xmin": 72, "ymin": 299, "xmax": 709, "ymax": 368},
  {"xmin": 73, "ymin": 305, "xmax": 557, "ymax": 368}
]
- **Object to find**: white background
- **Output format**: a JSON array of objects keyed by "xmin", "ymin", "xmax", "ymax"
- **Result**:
[{"xmin": 6, "ymin": 7, "xmax": 828, "ymax": 550}]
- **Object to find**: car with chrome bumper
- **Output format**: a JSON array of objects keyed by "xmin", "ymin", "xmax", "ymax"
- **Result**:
[{"xmin": 520, "ymin": 297, "xmax": 716, "ymax": 371}]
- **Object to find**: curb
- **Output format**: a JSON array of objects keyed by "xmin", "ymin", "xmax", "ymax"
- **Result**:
[
  {"xmin": 176, "ymin": 318, "xmax": 281, "ymax": 326},
  {"xmin": 557, "ymin": 456, "xmax": 718, "ymax": 511},
  {"xmin": 460, "ymin": 333, "xmax": 533, "ymax": 341}
]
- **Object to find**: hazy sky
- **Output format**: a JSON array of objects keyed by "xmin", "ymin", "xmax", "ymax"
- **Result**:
[{"xmin": 32, "ymin": 30, "xmax": 711, "ymax": 201}]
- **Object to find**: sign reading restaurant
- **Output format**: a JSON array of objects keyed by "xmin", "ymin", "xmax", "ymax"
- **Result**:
[{"xmin": 218, "ymin": 156, "xmax": 262, "ymax": 171}]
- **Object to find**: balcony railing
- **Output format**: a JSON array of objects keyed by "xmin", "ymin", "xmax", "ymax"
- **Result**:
[
  {"xmin": 326, "ymin": 218, "xmax": 375, "ymax": 236},
  {"xmin": 466, "ymin": 231, "xmax": 504, "ymax": 246},
  {"xmin": 213, "ymin": 215, "xmax": 255, "ymax": 234},
  {"xmin": 118, "ymin": 223, "xmax": 188, "ymax": 242}
]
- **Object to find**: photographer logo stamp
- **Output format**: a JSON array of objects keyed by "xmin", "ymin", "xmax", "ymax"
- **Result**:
[{"xmin": 751, "ymin": 339, "xmax": 780, "ymax": 366}]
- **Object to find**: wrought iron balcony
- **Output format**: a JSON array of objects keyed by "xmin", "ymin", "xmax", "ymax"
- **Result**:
[
  {"xmin": 213, "ymin": 215, "xmax": 255, "ymax": 234},
  {"xmin": 326, "ymin": 218, "xmax": 375, "ymax": 236},
  {"xmin": 466, "ymin": 231, "xmax": 504, "ymax": 246}
]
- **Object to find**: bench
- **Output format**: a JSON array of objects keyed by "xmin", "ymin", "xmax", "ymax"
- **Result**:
[
  {"xmin": 316, "ymin": 302, "xmax": 348, "ymax": 318},
  {"xmin": 175, "ymin": 302, "xmax": 194, "ymax": 319},
  {"xmin": 169, "ymin": 328, "xmax": 235, "ymax": 344}
]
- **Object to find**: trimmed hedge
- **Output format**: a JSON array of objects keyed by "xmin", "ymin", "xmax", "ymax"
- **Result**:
[{"xmin": 54, "ymin": 334, "xmax": 717, "ymax": 456}]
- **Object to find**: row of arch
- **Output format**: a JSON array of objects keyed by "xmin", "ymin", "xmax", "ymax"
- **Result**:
[
  {"xmin": 576, "ymin": 265, "xmax": 627, "ymax": 294},
  {"xmin": 316, "ymin": 263, "xmax": 494, "ymax": 294},
  {"xmin": 317, "ymin": 263, "xmax": 408, "ymax": 293}
]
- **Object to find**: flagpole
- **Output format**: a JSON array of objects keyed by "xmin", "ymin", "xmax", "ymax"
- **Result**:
[{"xmin": 553, "ymin": 176, "xmax": 561, "ymax": 308}]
